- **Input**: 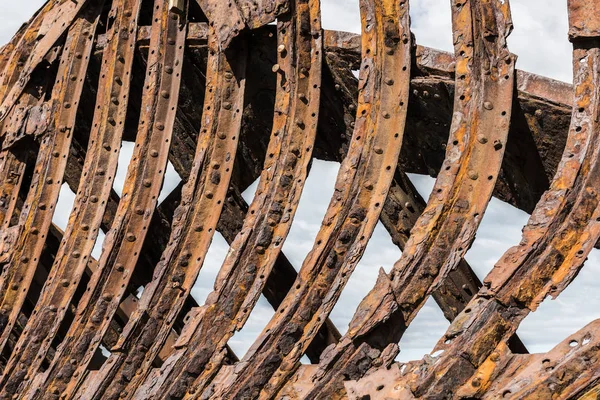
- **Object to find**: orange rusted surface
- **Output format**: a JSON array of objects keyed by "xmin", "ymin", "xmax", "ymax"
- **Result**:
[{"xmin": 0, "ymin": 0, "xmax": 598, "ymax": 399}]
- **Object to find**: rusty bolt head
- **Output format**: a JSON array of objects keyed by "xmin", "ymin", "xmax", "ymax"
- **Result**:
[
  {"xmin": 143, "ymin": 179, "xmax": 152, "ymax": 187},
  {"xmin": 490, "ymin": 352, "xmax": 500, "ymax": 362},
  {"xmin": 477, "ymin": 134, "xmax": 488, "ymax": 144},
  {"xmin": 53, "ymin": 151, "xmax": 60, "ymax": 157},
  {"xmin": 116, "ymin": 264, "xmax": 125, "ymax": 272},
  {"xmin": 277, "ymin": 44, "xmax": 286, "ymax": 54},
  {"xmin": 61, "ymin": 279, "xmax": 70, "ymax": 287},
  {"xmin": 165, "ymin": 66, "xmax": 174, "ymax": 74},
  {"xmin": 385, "ymin": 78, "xmax": 394, "ymax": 86},
  {"xmin": 126, "ymin": 233, "xmax": 136, "ymax": 242},
  {"xmin": 483, "ymin": 101, "xmax": 494, "ymax": 110},
  {"xmin": 72, "ymin": 251, "xmax": 80, "ymax": 259},
  {"xmin": 82, "ymin": 224, "xmax": 90, "ymax": 231},
  {"xmin": 160, "ymin": 90, "xmax": 170, "ymax": 99},
  {"xmin": 222, "ymin": 102, "xmax": 232, "ymax": 110},
  {"xmin": 272, "ymin": 64, "xmax": 281, "ymax": 73},
  {"xmin": 90, "ymin": 196, "xmax": 98, "ymax": 203},
  {"xmin": 468, "ymin": 171, "xmax": 479, "ymax": 180},
  {"xmin": 168, "ymin": 38, "xmax": 176, "ymax": 45},
  {"xmin": 111, "ymin": 96, "xmax": 119, "ymax": 104},
  {"xmin": 135, "ymin": 207, "xmax": 144, "ymax": 215},
  {"xmin": 224, "ymin": 72, "xmax": 233, "ymax": 80},
  {"xmin": 156, "ymin": 122, "xmax": 165, "ymax": 131},
  {"xmin": 103, "ymin": 142, "xmax": 111, "ymax": 150},
  {"xmin": 150, "ymin": 150, "xmax": 159, "ymax": 157}
]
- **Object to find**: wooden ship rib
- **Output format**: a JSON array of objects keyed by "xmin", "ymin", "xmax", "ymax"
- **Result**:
[{"xmin": 0, "ymin": 0, "xmax": 598, "ymax": 398}]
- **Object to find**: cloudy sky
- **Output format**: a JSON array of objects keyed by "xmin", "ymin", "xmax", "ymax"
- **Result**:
[{"xmin": 2, "ymin": 0, "xmax": 596, "ymax": 364}]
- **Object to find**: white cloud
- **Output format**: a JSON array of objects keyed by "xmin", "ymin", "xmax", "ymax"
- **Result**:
[{"xmin": 0, "ymin": 0, "xmax": 46, "ymax": 46}]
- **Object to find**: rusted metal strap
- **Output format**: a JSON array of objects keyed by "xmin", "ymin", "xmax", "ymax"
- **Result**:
[
  {"xmin": 0, "ymin": 0, "xmax": 91, "ymax": 124},
  {"xmin": 211, "ymin": 0, "xmax": 411, "ymax": 398},
  {"xmin": 0, "ymin": 6, "xmax": 103, "ymax": 396},
  {"xmin": 0, "ymin": 0, "xmax": 55, "ymax": 103},
  {"xmin": 568, "ymin": 0, "xmax": 600, "ymax": 40},
  {"xmin": 0, "ymin": 40, "xmax": 62, "ymax": 232},
  {"xmin": 195, "ymin": 0, "xmax": 289, "ymax": 48},
  {"xmin": 383, "ymin": 0, "xmax": 514, "ymax": 334},
  {"xmin": 0, "ymin": 21, "xmax": 28, "ymax": 89},
  {"xmin": 52, "ymin": 2, "xmax": 190, "ymax": 399},
  {"xmin": 83, "ymin": 22, "xmax": 248, "ymax": 400},
  {"xmin": 0, "ymin": 148, "xmax": 28, "ymax": 230},
  {"xmin": 11, "ymin": 1, "xmax": 142, "ymax": 398},
  {"xmin": 286, "ymin": 0, "xmax": 515, "ymax": 398},
  {"xmin": 455, "ymin": 320, "xmax": 600, "ymax": 399},
  {"xmin": 26, "ymin": 2, "xmax": 183, "ymax": 399},
  {"xmin": 400, "ymin": 2, "xmax": 600, "ymax": 397},
  {"xmin": 133, "ymin": 1, "xmax": 323, "ymax": 397}
]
